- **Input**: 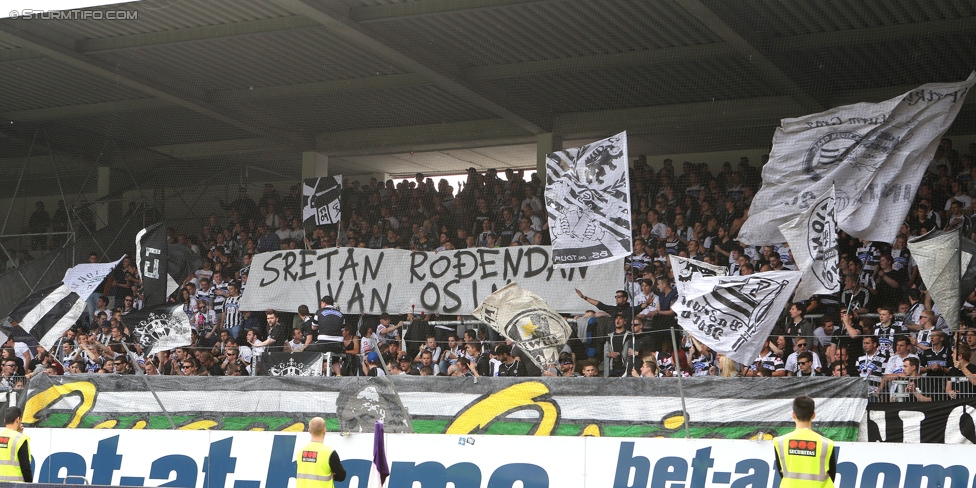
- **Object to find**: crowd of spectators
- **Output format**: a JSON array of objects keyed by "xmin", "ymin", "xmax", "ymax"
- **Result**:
[{"xmin": 4, "ymin": 139, "xmax": 976, "ymax": 402}]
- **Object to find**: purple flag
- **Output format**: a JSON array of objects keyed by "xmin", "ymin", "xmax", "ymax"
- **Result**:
[{"xmin": 368, "ymin": 421, "xmax": 390, "ymax": 488}]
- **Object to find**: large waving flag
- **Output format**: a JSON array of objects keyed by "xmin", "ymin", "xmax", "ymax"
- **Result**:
[
  {"xmin": 544, "ymin": 131, "xmax": 632, "ymax": 268},
  {"xmin": 907, "ymin": 229, "xmax": 976, "ymax": 331},
  {"xmin": 167, "ymin": 242, "xmax": 204, "ymax": 287},
  {"xmin": 779, "ymin": 186, "xmax": 841, "ymax": 300},
  {"xmin": 672, "ymin": 270, "xmax": 801, "ymax": 365},
  {"xmin": 1, "ymin": 257, "xmax": 122, "ymax": 349},
  {"xmin": 472, "ymin": 282, "xmax": 572, "ymax": 370},
  {"xmin": 368, "ymin": 421, "xmax": 390, "ymax": 488},
  {"xmin": 127, "ymin": 304, "xmax": 193, "ymax": 356},
  {"xmin": 739, "ymin": 73, "xmax": 975, "ymax": 246}
]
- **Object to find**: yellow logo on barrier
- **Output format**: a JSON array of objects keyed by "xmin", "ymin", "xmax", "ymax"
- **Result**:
[
  {"xmin": 24, "ymin": 381, "xmax": 97, "ymax": 428},
  {"xmin": 446, "ymin": 381, "xmax": 559, "ymax": 435}
]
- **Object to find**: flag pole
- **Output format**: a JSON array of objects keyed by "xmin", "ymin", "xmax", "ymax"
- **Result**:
[
  {"xmin": 956, "ymin": 230, "xmax": 963, "ymax": 370},
  {"xmin": 669, "ymin": 326, "xmax": 691, "ymax": 439},
  {"xmin": 122, "ymin": 342, "xmax": 177, "ymax": 429}
]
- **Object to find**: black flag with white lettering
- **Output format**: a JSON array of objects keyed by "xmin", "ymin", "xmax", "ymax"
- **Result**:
[
  {"xmin": 303, "ymin": 176, "xmax": 342, "ymax": 226},
  {"xmin": 136, "ymin": 222, "xmax": 168, "ymax": 307}
]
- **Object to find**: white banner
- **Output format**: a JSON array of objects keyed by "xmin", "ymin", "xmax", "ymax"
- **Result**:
[
  {"xmin": 779, "ymin": 186, "xmax": 841, "ymax": 300},
  {"xmin": 24, "ymin": 429, "xmax": 976, "ymax": 488},
  {"xmin": 238, "ymin": 246, "xmax": 622, "ymax": 314},
  {"xmin": 544, "ymin": 131, "xmax": 632, "ymax": 268},
  {"xmin": 739, "ymin": 73, "xmax": 976, "ymax": 245},
  {"xmin": 673, "ymin": 270, "xmax": 801, "ymax": 365}
]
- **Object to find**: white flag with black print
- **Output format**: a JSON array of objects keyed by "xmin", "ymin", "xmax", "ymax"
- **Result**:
[
  {"xmin": 303, "ymin": 176, "xmax": 342, "ymax": 226},
  {"xmin": 672, "ymin": 270, "xmax": 801, "ymax": 365},
  {"xmin": 669, "ymin": 255, "xmax": 728, "ymax": 299},
  {"xmin": 128, "ymin": 304, "xmax": 194, "ymax": 356},
  {"xmin": 906, "ymin": 229, "xmax": 976, "ymax": 331},
  {"xmin": 1, "ymin": 257, "xmax": 123, "ymax": 350},
  {"xmin": 544, "ymin": 131, "xmax": 632, "ymax": 268},
  {"xmin": 739, "ymin": 73, "xmax": 976, "ymax": 246},
  {"xmin": 472, "ymin": 282, "xmax": 572, "ymax": 371},
  {"xmin": 779, "ymin": 186, "xmax": 841, "ymax": 300}
]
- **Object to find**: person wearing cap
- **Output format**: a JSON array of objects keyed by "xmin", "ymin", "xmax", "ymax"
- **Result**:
[
  {"xmin": 544, "ymin": 352, "xmax": 581, "ymax": 377},
  {"xmin": 376, "ymin": 312, "xmax": 405, "ymax": 345},
  {"xmin": 95, "ymin": 321, "xmax": 113, "ymax": 346},
  {"xmin": 91, "ymin": 308, "xmax": 109, "ymax": 331},
  {"xmin": 606, "ymin": 312, "xmax": 633, "ymax": 377},
  {"xmin": 303, "ymin": 298, "xmax": 342, "ymax": 375},
  {"xmin": 398, "ymin": 355, "xmax": 419, "ymax": 375},
  {"xmin": 772, "ymin": 396, "xmax": 838, "ymax": 488},
  {"xmin": 363, "ymin": 351, "xmax": 385, "ymax": 376},
  {"xmin": 494, "ymin": 344, "xmax": 528, "ymax": 377}
]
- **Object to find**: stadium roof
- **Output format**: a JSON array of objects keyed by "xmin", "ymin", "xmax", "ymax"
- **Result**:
[{"xmin": 1, "ymin": 0, "xmax": 975, "ymax": 196}]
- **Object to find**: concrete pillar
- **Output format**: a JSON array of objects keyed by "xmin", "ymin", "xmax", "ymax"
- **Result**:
[
  {"xmin": 302, "ymin": 151, "xmax": 329, "ymax": 179},
  {"xmin": 536, "ymin": 133, "xmax": 562, "ymax": 180}
]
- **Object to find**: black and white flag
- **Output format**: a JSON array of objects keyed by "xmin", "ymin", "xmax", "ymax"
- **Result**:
[
  {"xmin": 167, "ymin": 242, "xmax": 204, "ymax": 286},
  {"xmin": 128, "ymin": 304, "xmax": 193, "ymax": 356},
  {"xmin": 672, "ymin": 270, "xmax": 801, "ymax": 365},
  {"xmin": 259, "ymin": 352, "xmax": 323, "ymax": 376},
  {"xmin": 1, "ymin": 257, "xmax": 122, "ymax": 349},
  {"xmin": 303, "ymin": 176, "xmax": 342, "ymax": 226},
  {"xmin": 739, "ymin": 73, "xmax": 975, "ymax": 245},
  {"xmin": 779, "ymin": 186, "xmax": 840, "ymax": 300},
  {"xmin": 544, "ymin": 132, "xmax": 631, "ymax": 268},
  {"xmin": 669, "ymin": 256, "xmax": 728, "ymax": 298},
  {"xmin": 472, "ymin": 282, "xmax": 573, "ymax": 370},
  {"xmin": 136, "ymin": 222, "xmax": 169, "ymax": 307}
]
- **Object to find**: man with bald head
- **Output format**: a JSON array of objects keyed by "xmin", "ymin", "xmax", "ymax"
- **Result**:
[{"xmin": 296, "ymin": 417, "xmax": 346, "ymax": 488}]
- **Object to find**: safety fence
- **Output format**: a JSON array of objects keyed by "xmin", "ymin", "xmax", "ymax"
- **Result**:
[{"xmin": 19, "ymin": 374, "xmax": 866, "ymax": 441}]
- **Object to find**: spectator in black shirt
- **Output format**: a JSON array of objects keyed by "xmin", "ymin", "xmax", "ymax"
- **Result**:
[
  {"xmin": 872, "ymin": 255, "xmax": 907, "ymax": 311},
  {"xmin": 947, "ymin": 343, "xmax": 976, "ymax": 399},
  {"xmin": 465, "ymin": 340, "xmax": 490, "ymax": 377},
  {"xmin": 493, "ymin": 344, "xmax": 528, "ymax": 377},
  {"xmin": 575, "ymin": 288, "xmax": 634, "ymax": 321}
]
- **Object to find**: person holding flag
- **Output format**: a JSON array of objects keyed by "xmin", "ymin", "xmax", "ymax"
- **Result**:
[{"xmin": 296, "ymin": 417, "xmax": 346, "ymax": 488}]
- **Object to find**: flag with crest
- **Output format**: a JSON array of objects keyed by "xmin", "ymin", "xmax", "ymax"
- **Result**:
[{"xmin": 544, "ymin": 131, "xmax": 631, "ymax": 268}]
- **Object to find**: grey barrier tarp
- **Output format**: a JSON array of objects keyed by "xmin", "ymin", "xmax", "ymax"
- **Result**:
[{"xmin": 20, "ymin": 375, "xmax": 866, "ymax": 440}]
